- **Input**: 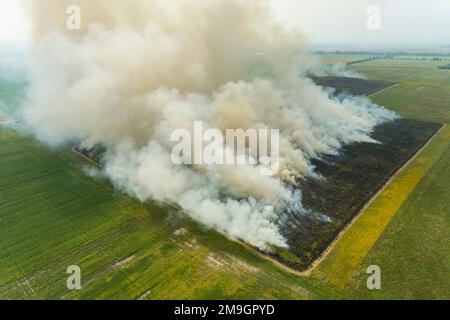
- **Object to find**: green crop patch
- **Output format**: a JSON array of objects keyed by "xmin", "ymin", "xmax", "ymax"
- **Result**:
[{"xmin": 0, "ymin": 128, "xmax": 337, "ymax": 300}]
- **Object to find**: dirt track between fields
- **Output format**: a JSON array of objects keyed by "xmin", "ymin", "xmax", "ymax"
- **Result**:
[{"xmin": 368, "ymin": 83, "xmax": 399, "ymax": 97}]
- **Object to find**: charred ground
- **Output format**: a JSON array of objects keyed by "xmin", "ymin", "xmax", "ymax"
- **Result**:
[
  {"xmin": 312, "ymin": 76, "xmax": 396, "ymax": 96},
  {"xmin": 270, "ymin": 76, "xmax": 442, "ymax": 271},
  {"xmin": 274, "ymin": 118, "xmax": 442, "ymax": 270}
]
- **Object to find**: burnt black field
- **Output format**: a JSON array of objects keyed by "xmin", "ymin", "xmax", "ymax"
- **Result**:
[
  {"xmin": 312, "ymin": 76, "xmax": 396, "ymax": 96},
  {"xmin": 273, "ymin": 118, "xmax": 441, "ymax": 270},
  {"xmin": 269, "ymin": 76, "xmax": 442, "ymax": 271}
]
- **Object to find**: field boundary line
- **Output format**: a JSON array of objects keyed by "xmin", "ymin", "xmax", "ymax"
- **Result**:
[
  {"xmin": 368, "ymin": 83, "xmax": 399, "ymax": 97},
  {"xmin": 72, "ymin": 148, "xmax": 102, "ymax": 168}
]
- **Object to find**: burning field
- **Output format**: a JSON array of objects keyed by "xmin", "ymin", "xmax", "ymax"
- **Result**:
[
  {"xmin": 267, "ymin": 77, "xmax": 443, "ymax": 270},
  {"xmin": 71, "ymin": 76, "xmax": 442, "ymax": 271},
  {"xmin": 275, "ymin": 117, "xmax": 442, "ymax": 270},
  {"xmin": 16, "ymin": 0, "xmax": 441, "ymax": 272}
]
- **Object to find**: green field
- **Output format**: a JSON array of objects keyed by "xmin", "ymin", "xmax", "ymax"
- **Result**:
[
  {"xmin": 345, "ymin": 55, "xmax": 450, "ymax": 299},
  {"xmin": 0, "ymin": 76, "xmax": 26, "ymax": 116},
  {"xmin": 0, "ymin": 129, "xmax": 336, "ymax": 299},
  {"xmin": 0, "ymin": 57, "xmax": 449, "ymax": 299},
  {"xmin": 349, "ymin": 59, "xmax": 450, "ymax": 124},
  {"xmin": 317, "ymin": 54, "xmax": 374, "ymax": 65}
]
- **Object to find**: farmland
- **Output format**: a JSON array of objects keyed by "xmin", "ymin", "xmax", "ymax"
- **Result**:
[
  {"xmin": 350, "ymin": 59, "xmax": 450, "ymax": 124},
  {"xmin": 0, "ymin": 56, "xmax": 449, "ymax": 299},
  {"xmin": 344, "ymin": 126, "xmax": 450, "ymax": 299},
  {"xmin": 311, "ymin": 57, "xmax": 450, "ymax": 298},
  {"xmin": 318, "ymin": 54, "xmax": 376, "ymax": 65},
  {"xmin": 312, "ymin": 76, "xmax": 396, "ymax": 96},
  {"xmin": 274, "ymin": 118, "xmax": 441, "ymax": 271},
  {"xmin": 0, "ymin": 128, "xmax": 336, "ymax": 299},
  {"xmin": 313, "ymin": 125, "xmax": 449, "ymax": 291}
]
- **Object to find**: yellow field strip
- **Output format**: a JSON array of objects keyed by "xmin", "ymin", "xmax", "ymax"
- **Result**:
[{"xmin": 311, "ymin": 125, "xmax": 450, "ymax": 288}]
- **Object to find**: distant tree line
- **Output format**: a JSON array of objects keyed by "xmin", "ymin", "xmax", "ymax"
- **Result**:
[
  {"xmin": 316, "ymin": 50, "xmax": 450, "ymax": 57},
  {"xmin": 438, "ymin": 64, "xmax": 450, "ymax": 70},
  {"xmin": 347, "ymin": 56, "xmax": 384, "ymax": 65}
]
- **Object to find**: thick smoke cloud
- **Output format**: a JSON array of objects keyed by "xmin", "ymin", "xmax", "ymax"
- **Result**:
[{"xmin": 22, "ymin": 0, "xmax": 396, "ymax": 250}]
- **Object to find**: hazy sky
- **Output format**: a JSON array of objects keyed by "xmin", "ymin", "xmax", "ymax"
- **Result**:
[
  {"xmin": 270, "ymin": 0, "xmax": 450, "ymax": 45},
  {"xmin": 1, "ymin": 0, "xmax": 450, "ymax": 45},
  {"xmin": 0, "ymin": 0, "xmax": 30, "ymax": 43}
]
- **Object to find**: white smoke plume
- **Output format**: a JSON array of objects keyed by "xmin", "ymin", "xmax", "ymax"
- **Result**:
[
  {"xmin": 21, "ymin": 0, "xmax": 396, "ymax": 250},
  {"xmin": 309, "ymin": 61, "xmax": 368, "ymax": 79}
]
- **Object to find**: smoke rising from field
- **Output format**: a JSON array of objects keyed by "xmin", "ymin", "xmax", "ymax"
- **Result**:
[{"xmin": 22, "ymin": 0, "xmax": 396, "ymax": 250}]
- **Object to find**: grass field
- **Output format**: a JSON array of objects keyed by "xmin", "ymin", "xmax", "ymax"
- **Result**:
[
  {"xmin": 0, "ymin": 76, "xmax": 26, "ymax": 116},
  {"xmin": 349, "ymin": 59, "xmax": 450, "ymax": 124},
  {"xmin": 0, "ymin": 129, "xmax": 336, "ymax": 299},
  {"xmin": 1, "ymin": 57, "xmax": 449, "ymax": 300},
  {"xmin": 317, "ymin": 54, "xmax": 375, "ymax": 65}
]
